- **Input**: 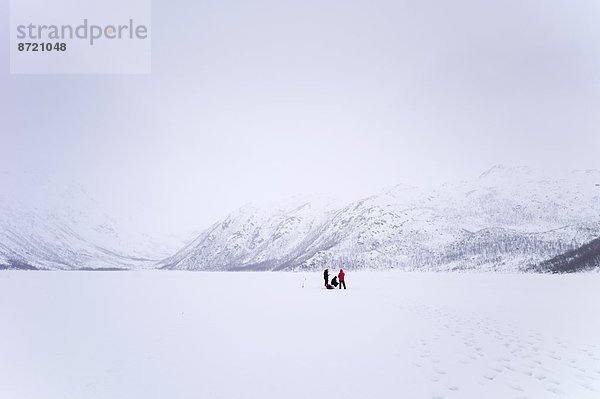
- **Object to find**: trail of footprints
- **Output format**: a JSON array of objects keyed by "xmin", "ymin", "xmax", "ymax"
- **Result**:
[{"xmin": 403, "ymin": 301, "xmax": 600, "ymax": 398}]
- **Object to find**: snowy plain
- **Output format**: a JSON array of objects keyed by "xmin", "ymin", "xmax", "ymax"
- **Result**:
[{"xmin": 0, "ymin": 272, "xmax": 599, "ymax": 399}]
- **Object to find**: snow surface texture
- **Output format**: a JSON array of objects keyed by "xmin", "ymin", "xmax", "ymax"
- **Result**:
[
  {"xmin": 0, "ymin": 272, "xmax": 599, "ymax": 399},
  {"xmin": 161, "ymin": 165, "xmax": 600, "ymax": 272}
]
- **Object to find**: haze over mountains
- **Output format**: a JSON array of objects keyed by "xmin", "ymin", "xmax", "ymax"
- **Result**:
[
  {"xmin": 0, "ymin": 171, "xmax": 189, "ymax": 270},
  {"xmin": 2, "ymin": 166, "xmax": 600, "ymax": 271}
]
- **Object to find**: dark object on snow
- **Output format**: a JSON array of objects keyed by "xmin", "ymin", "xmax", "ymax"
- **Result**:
[
  {"xmin": 338, "ymin": 269, "xmax": 346, "ymax": 289},
  {"xmin": 323, "ymin": 269, "xmax": 330, "ymax": 288},
  {"xmin": 331, "ymin": 276, "xmax": 339, "ymax": 287}
]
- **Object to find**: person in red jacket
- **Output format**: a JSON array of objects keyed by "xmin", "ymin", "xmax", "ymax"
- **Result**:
[{"xmin": 338, "ymin": 268, "xmax": 346, "ymax": 289}]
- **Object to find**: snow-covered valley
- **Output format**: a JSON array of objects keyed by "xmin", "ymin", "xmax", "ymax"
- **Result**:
[
  {"xmin": 1, "ymin": 271, "xmax": 599, "ymax": 399},
  {"xmin": 0, "ymin": 171, "xmax": 190, "ymax": 270},
  {"xmin": 2, "ymin": 165, "xmax": 600, "ymax": 272}
]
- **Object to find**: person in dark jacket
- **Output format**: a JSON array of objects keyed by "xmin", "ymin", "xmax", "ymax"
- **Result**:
[
  {"xmin": 338, "ymin": 268, "xmax": 346, "ymax": 289},
  {"xmin": 323, "ymin": 269, "xmax": 330, "ymax": 288},
  {"xmin": 331, "ymin": 276, "xmax": 339, "ymax": 288}
]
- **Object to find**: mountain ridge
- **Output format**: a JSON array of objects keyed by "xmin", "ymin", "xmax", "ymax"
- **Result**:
[
  {"xmin": 2, "ymin": 166, "xmax": 599, "ymax": 271},
  {"xmin": 160, "ymin": 166, "xmax": 600, "ymax": 272}
]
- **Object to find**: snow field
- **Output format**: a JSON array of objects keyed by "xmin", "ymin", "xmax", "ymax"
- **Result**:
[{"xmin": 0, "ymin": 271, "xmax": 599, "ymax": 399}]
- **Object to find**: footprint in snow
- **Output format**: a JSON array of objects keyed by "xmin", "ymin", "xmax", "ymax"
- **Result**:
[
  {"xmin": 579, "ymin": 381, "xmax": 597, "ymax": 392},
  {"xmin": 546, "ymin": 386, "xmax": 562, "ymax": 395},
  {"xmin": 508, "ymin": 384, "xmax": 524, "ymax": 392}
]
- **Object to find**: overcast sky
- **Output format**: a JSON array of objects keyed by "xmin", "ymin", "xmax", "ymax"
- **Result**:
[{"xmin": 1, "ymin": 0, "xmax": 599, "ymax": 235}]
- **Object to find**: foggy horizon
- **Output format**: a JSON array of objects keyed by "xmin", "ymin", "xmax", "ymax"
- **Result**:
[{"xmin": 1, "ymin": 162, "xmax": 598, "ymax": 240}]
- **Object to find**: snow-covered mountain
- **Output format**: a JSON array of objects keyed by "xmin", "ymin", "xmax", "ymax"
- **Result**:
[
  {"xmin": 159, "ymin": 195, "xmax": 344, "ymax": 271},
  {"xmin": 2, "ymin": 166, "xmax": 599, "ymax": 272},
  {"xmin": 0, "ymin": 171, "xmax": 187, "ymax": 270},
  {"xmin": 160, "ymin": 165, "xmax": 600, "ymax": 272},
  {"xmin": 536, "ymin": 237, "xmax": 600, "ymax": 273}
]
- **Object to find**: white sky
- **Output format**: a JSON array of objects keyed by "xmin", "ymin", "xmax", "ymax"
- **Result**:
[{"xmin": 1, "ymin": 0, "xmax": 600, "ymax": 235}]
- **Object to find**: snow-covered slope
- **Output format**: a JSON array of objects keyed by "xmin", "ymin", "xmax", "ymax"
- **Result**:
[
  {"xmin": 537, "ymin": 237, "xmax": 600, "ymax": 273},
  {"xmin": 0, "ymin": 171, "xmax": 184, "ymax": 270},
  {"xmin": 161, "ymin": 166, "xmax": 600, "ymax": 271},
  {"xmin": 159, "ymin": 195, "xmax": 344, "ymax": 271}
]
